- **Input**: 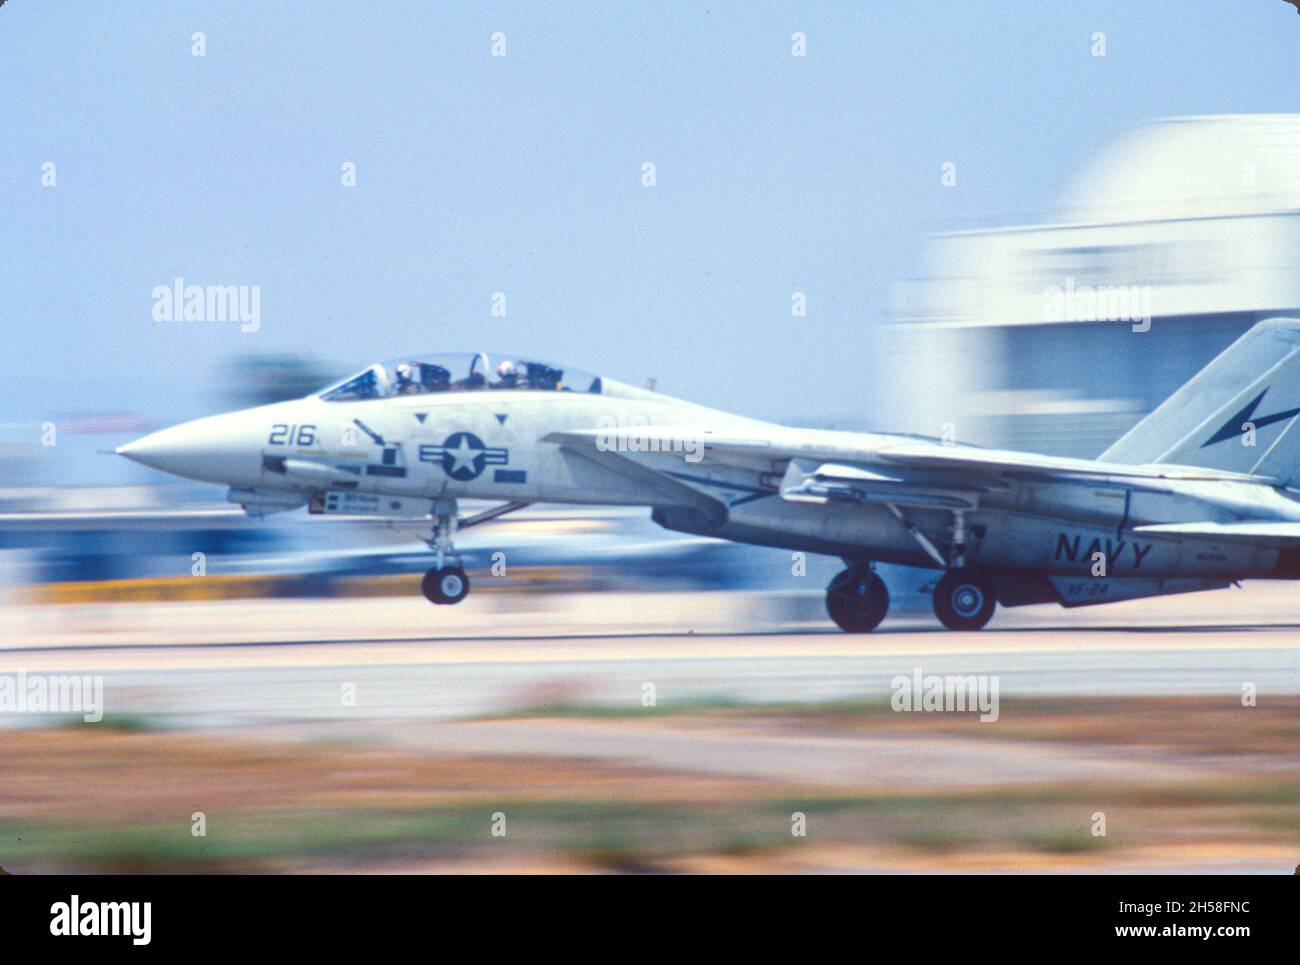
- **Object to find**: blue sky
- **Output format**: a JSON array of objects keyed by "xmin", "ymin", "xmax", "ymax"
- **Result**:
[{"xmin": 3, "ymin": 0, "xmax": 1299, "ymax": 467}]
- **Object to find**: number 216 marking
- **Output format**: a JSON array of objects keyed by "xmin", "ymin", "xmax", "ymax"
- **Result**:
[{"xmin": 268, "ymin": 424, "xmax": 316, "ymax": 446}]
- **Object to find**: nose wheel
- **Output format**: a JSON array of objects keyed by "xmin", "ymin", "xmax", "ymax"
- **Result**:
[
  {"xmin": 422, "ymin": 565, "xmax": 469, "ymax": 605},
  {"xmin": 422, "ymin": 499, "xmax": 469, "ymax": 606},
  {"xmin": 825, "ymin": 564, "xmax": 890, "ymax": 633},
  {"xmin": 932, "ymin": 567, "xmax": 996, "ymax": 631},
  {"xmin": 413, "ymin": 498, "xmax": 531, "ymax": 607}
]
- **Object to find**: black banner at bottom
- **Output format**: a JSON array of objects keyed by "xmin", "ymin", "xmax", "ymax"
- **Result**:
[{"xmin": 1, "ymin": 873, "xmax": 1291, "ymax": 951}]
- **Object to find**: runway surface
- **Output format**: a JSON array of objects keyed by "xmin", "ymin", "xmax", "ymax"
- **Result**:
[
  {"xmin": 1, "ymin": 589, "xmax": 1296, "ymax": 724},
  {"xmin": 2, "ymin": 590, "xmax": 1295, "ymax": 873}
]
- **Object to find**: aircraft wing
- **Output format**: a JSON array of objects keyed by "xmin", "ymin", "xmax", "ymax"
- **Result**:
[
  {"xmin": 1134, "ymin": 521, "xmax": 1300, "ymax": 545},
  {"xmin": 543, "ymin": 427, "xmax": 1279, "ymax": 504},
  {"xmin": 541, "ymin": 429, "xmax": 729, "ymax": 524},
  {"xmin": 869, "ymin": 442, "xmax": 1278, "ymax": 485}
]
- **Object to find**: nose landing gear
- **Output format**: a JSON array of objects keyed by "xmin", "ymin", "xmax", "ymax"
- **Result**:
[
  {"xmin": 417, "ymin": 499, "xmax": 530, "ymax": 606},
  {"xmin": 422, "ymin": 564, "xmax": 469, "ymax": 605},
  {"xmin": 825, "ymin": 562, "xmax": 890, "ymax": 633}
]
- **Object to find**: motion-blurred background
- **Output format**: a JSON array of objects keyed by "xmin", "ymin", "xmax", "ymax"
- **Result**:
[
  {"xmin": 4, "ymin": 4, "xmax": 1300, "ymax": 601},
  {"xmin": 2, "ymin": 3, "xmax": 1299, "ymax": 874}
]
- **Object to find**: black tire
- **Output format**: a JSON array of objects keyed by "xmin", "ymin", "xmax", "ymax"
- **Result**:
[
  {"xmin": 825, "ymin": 568, "xmax": 890, "ymax": 633},
  {"xmin": 421, "ymin": 566, "xmax": 470, "ymax": 605},
  {"xmin": 932, "ymin": 568, "xmax": 996, "ymax": 631},
  {"xmin": 420, "ymin": 568, "xmax": 445, "ymax": 604}
]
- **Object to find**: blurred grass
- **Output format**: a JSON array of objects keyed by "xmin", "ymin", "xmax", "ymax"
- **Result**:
[
  {"xmin": 492, "ymin": 695, "xmax": 1300, "ymax": 755},
  {"xmin": 2, "ymin": 694, "xmax": 1296, "ymax": 872},
  {"xmin": 0, "ymin": 796, "xmax": 1120, "ymax": 872},
  {"xmin": 24, "ymin": 781, "xmax": 1300, "ymax": 872},
  {"xmin": 56, "ymin": 712, "xmax": 164, "ymax": 732},
  {"xmin": 487, "ymin": 696, "xmax": 896, "ymax": 720}
]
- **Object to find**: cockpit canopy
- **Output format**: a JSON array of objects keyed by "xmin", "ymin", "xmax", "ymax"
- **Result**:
[{"xmin": 318, "ymin": 353, "xmax": 603, "ymax": 402}]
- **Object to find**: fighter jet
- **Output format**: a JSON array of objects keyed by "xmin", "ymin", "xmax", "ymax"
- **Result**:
[{"xmin": 117, "ymin": 320, "xmax": 1300, "ymax": 631}]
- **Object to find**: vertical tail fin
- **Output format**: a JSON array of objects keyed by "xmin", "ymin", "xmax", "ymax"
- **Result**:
[{"xmin": 1100, "ymin": 318, "xmax": 1300, "ymax": 482}]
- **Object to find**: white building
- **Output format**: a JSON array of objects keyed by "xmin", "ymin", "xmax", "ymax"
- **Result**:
[{"xmin": 891, "ymin": 114, "xmax": 1300, "ymax": 457}]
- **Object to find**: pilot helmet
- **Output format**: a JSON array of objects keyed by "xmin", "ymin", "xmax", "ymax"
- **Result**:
[{"xmin": 496, "ymin": 359, "xmax": 516, "ymax": 379}]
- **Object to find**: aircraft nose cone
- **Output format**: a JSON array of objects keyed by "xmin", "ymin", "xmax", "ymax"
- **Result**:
[
  {"xmin": 115, "ymin": 435, "xmax": 160, "ymax": 464},
  {"xmin": 117, "ymin": 412, "xmax": 261, "ymax": 485},
  {"xmin": 116, "ymin": 429, "xmax": 190, "ymax": 471}
]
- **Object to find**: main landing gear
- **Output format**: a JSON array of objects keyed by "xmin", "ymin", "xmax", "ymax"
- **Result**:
[
  {"xmin": 824, "ymin": 506, "xmax": 999, "ymax": 633},
  {"xmin": 923, "ymin": 508, "xmax": 997, "ymax": 631},
  {"xmin": 825, "ymin": 562, "xmax": 889, "ymax": 633},
  {"xmin": 418, "ymin": 499, "xmax": 529, "ymax": 606},
  {"xmin": 931, "ymin": 567, "xmax": 996, "ymax": 631},
  {"xmin": 823, "ymin": 561, "xmax": 998, "ymax": 633}
]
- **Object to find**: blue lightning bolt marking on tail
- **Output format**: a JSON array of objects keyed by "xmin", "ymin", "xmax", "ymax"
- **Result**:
[{"xmin": 1202, "ymin": 389, "xmax": 1300, "ymax": 447}]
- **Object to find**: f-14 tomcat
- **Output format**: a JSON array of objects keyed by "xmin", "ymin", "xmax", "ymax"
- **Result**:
[{"xmin": 118, "ymin": 319, "xmax": 1300, "ymax": 631}]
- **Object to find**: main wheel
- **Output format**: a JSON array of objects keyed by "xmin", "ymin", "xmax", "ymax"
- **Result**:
[
  {"xmin": 825, "ymin": 568, "xmax": 890, "ymax": 633},
  {"xmin": 421, "ymin": 565, "xmax": 470, "ymax": 605},
  {"xmin": 932, "ymin": 568, "xmax": 996, "ymax": 631}
]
